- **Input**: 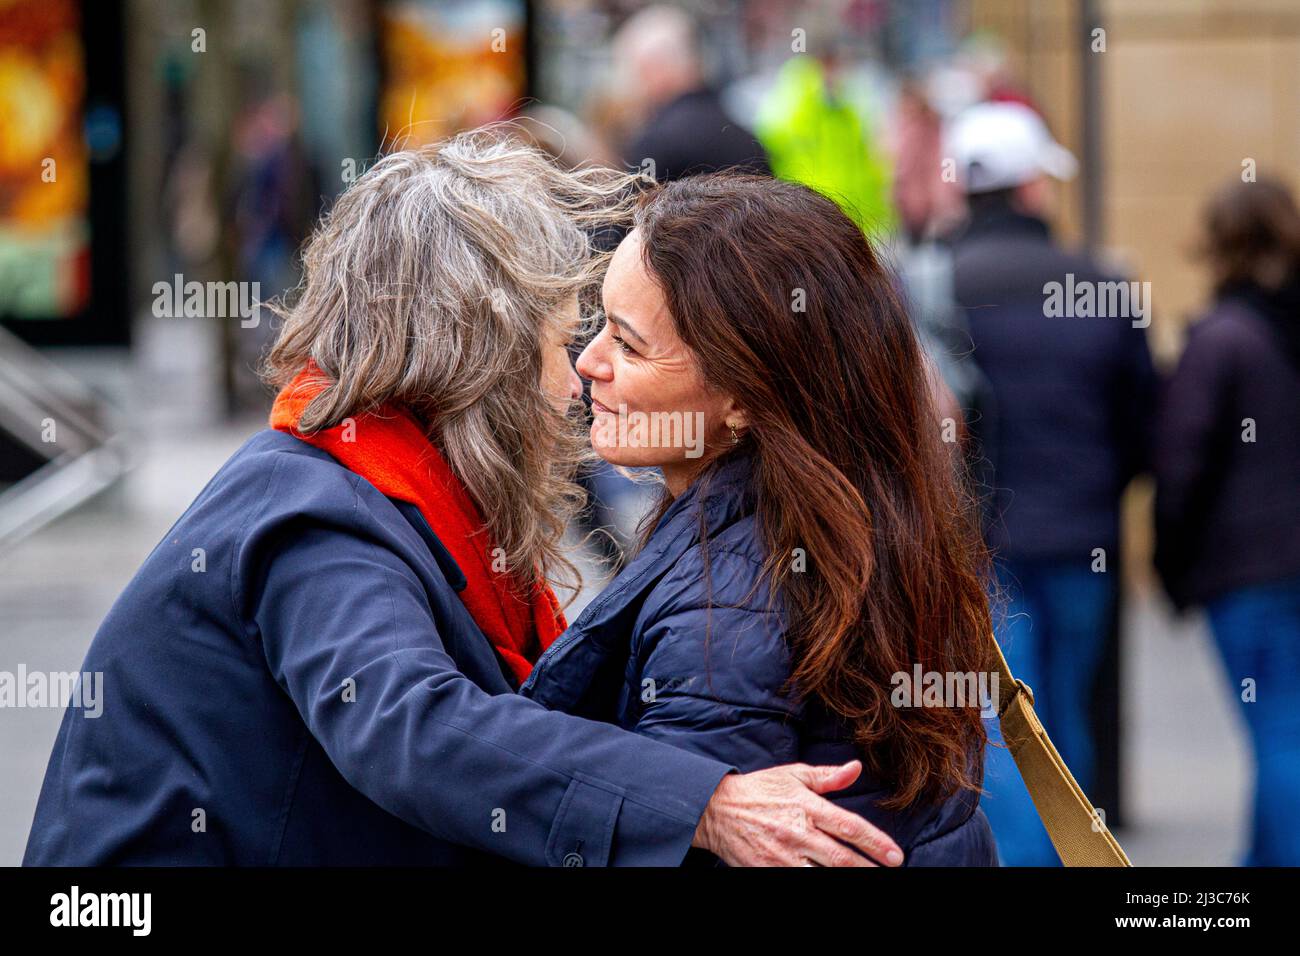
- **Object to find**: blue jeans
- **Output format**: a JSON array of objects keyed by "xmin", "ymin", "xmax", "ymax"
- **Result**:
[
  {"xmin": 981, "ymin": 557, "xmax": 1115, "ymax": 866},
  {"xmin": 1206, "ymin": 575, "xmax": 1300, "ymax": 866}
]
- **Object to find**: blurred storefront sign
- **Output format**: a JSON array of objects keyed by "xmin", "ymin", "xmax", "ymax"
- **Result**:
[
  {"xmin": 0, "ymin": 0, "xmax": 127, "ymax": 347},
  {"xmin": 379, "ymin": 0, "xmax": 528, "ymax": 147}
]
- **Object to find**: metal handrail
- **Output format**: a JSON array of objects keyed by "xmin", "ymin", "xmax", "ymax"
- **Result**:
[{"xmin": 0, "ymin": 326, "xmax": 132, "ymax": 552}]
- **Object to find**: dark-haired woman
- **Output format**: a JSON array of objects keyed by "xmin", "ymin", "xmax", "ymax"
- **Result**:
[
  {"xmin": 1155, "ymin": 175, "xmax": 1300, "ymax": 866},
  {"xmin": 523, "ymin": 173, "xmax": 999, "ymax": 865}
]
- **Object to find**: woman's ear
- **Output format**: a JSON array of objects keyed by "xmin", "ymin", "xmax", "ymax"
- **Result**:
[{"xmin": 721, "ymin": 397, "xmax": 748, "ymax": 434}]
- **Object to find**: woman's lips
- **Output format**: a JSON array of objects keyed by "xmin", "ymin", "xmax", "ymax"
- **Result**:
[{"xmin": 590, "ymin": 397, "xmax": 616, "ymax": 415}]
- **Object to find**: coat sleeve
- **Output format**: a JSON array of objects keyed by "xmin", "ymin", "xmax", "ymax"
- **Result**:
[
  {"xmin": 629, "ymin": 551, "xmax": 803, "ymax": 773},
  {"xmin": 244, "ymin": 480, "xmax": 733, "ymax": 867}
]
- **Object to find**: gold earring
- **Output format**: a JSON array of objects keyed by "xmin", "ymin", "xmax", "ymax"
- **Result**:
[{"xmin": 729, "ymin": 422, "xmax": 739, "ymax": 445}]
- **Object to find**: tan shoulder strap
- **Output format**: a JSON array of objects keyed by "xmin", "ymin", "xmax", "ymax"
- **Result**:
[{"xmin": 989, "ymin": 632, "xmax": 1132, "ymax": 866}]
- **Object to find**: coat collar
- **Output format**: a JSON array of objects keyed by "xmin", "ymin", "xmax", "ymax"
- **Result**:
[
  {"xmin": 390, "ymin": 499, "xmax": 468, "ymax": 592},
  {"xmin": 520, "ymin": 452, "xmax": 757, "ymax": 710},
  {"xmin": 960, "ymin": 203, "xmax": 1052, "ymax": 244}
]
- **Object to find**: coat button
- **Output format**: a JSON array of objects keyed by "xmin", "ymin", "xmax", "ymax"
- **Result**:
[{"xmin": 562, "ymin": 851, "xmax": 585, "ymax": 867}]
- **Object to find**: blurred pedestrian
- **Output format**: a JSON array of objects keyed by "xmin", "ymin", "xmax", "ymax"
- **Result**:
[
  {"xmin": 948, "ymin": 101, "xmax": 1158, "ymax": 865},
  {"xmin": 1155, "ymin": 175, "xmax": 1300, "ymax": 865},
  {"xmin": 614, "ymin": 6, "xmax": 768, "ymax": 183},
  {"xmin": 754, "ymin": 50, "xmax": 894, "ymax": 236},
  {"xmin": 889, "ymin": 80, "xmax": 964, "ymax": 244},
  {"xmin": 886, "ymin": 80, "xmax": 986, "ymax": 427}
]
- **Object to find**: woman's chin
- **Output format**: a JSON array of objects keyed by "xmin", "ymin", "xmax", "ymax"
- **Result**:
[
  {"xmin": 588, "ymin": 437, "xmax": 655, "ymax": 470},
  {"xmin": 589, "ymin": 441, "xmax": 629, "ymax": 466}
]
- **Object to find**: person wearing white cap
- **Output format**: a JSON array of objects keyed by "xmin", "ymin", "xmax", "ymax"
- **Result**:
[
  {"xmin": 948, "ymin": 100, "xmax": 1079, "ymax": 196},
  {"xmin": 945, "ymin": 100, "xmax": 1158, "ymax": 866}
]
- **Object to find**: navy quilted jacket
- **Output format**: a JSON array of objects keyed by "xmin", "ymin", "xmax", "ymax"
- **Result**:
[{"xmin": 522, "ymin": 453, "xmax": 998, "ymax": 866}]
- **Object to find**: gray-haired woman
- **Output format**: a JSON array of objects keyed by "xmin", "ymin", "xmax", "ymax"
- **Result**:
[{"xmin": 24, "ymin": 129, "xmax": 901, "ymax": 867}]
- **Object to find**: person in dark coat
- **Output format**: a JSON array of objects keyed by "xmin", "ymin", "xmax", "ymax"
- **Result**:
[
  {"xmin": 1155, "ymin": 175, "xmax": 1300, "ymax": 866},
  {"xmin": 614, "ymin": 6, "xmax": 768, "ymax": 183},
  {"xmin": 22, "ymin": 131, "xmax": 903, "ymax": 868},
  {"xmin": 524, "ymin": 173, "xmax": 1001, "ymax": 866},
  {"xmin": 946, "ymin": 102, "xmax": 1157, "ymax": 865}
]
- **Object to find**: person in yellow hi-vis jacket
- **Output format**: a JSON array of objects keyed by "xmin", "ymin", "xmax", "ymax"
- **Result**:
[{"xmin": 754, "ymin": 55, "xmax": 896, "ymax": 238}]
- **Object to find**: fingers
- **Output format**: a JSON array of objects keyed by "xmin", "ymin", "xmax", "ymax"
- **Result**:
[
  {"xmin": 798, "ymin": 830, "xmax": 878, "ymax": 867},
  {"xmin": 806, "ymin": 797, "xmax": 905, "ymax": 866},
  {"xmin": 800, "ymin": 759, "xmax": 863, "ymax": 795},
  {"xmin": 702, "ymin": 762, "xmax": 905, "ymax": 867},
  {"xmin": 786, "ymin": 760, "xmax": 863, "ymax": 796},
  {"xmin": 777, "ymin": 761, "xmax": 904, "ymax": 866}
]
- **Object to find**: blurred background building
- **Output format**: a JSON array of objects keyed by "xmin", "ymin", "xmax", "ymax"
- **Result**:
[{"xmin": 2, "ymin": 0, "xmax": 1299, "ymax": 866}]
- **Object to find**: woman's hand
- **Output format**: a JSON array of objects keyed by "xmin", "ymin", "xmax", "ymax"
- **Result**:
[{"xmin": 691, "ymin": 760, "xmax": 905, "ymax": 867}]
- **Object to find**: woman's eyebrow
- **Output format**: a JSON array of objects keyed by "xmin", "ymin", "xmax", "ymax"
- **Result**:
[{"xmin": 607, "ymin": 311, "xmax": 649, "ymax": 347}]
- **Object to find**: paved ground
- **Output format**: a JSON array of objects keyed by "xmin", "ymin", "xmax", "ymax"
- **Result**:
[{"xmin": 0, "ymin": 342, "xmax": 1252, "ymax": 865}]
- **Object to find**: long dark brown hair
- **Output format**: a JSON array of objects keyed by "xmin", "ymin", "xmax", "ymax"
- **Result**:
[{"xmin": 633, "ymin": 173, "xmax": 993, "ymax": 810}]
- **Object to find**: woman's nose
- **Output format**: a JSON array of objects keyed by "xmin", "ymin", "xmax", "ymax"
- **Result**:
[
  {"xmin": 576, "ymin": 337, "xmax": 609, "ymax": 382},
  {"xmin": 567, "ymin": 365, "xmax": 582, "ymax": 401}
]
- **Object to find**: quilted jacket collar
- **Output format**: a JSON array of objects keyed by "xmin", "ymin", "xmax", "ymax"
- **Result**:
[{"xmin": 520, "ymin": 452, "xmax": 756, "ymax": 711}]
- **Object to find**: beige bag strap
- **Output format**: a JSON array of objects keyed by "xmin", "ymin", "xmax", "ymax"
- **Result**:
[{"xmin": 989, "ymin": 632, "xmax": 1132, "ymax": 866}]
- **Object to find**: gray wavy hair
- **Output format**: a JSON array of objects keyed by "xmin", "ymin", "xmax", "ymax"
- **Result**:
[{"xmin": 262, "ymin": 126, "xmax": 640, "ymax": 594}]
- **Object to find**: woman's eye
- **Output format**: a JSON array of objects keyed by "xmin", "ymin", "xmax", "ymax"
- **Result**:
[{"xmin": 610, "ymin": 333, "xmax": 636, "ymax": 356}]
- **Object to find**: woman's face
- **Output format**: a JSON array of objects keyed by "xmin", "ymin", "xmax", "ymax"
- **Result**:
[
  {"xmin": 576, "ymin": 229, "xmax": 743, "ymax": 494},
  {"xmin": 540, "ymin": 295, "xmax": 584, "ymax": 416}
]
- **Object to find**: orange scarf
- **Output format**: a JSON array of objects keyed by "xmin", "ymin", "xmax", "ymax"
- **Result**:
[{"xmin": 268, "ymin": 363, "xmax": 565, "ymax": 684}]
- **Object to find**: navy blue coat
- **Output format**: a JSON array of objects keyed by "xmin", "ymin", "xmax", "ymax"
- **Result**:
[
  {"xmin": 952, "ymin": 206, "xmax": 1157, "ymax": 560},
  {"xmin": 23, "ymin": 429, "xmax": 733, "ymax": 866},
  {"xmin": 522, "ymin": 454, "xmax": 998, "ymax": 866}
]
